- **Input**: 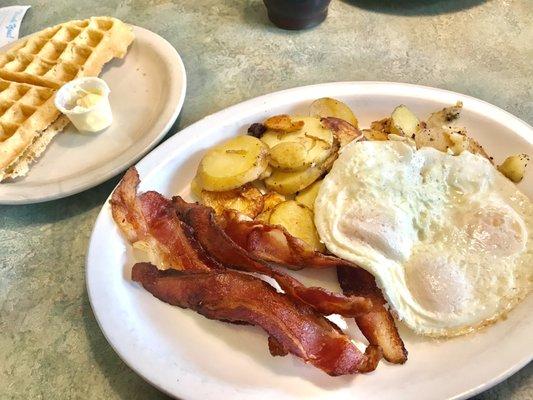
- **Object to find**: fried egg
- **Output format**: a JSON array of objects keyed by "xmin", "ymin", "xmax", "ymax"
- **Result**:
[{"xmin": 315, "ymin": 140, "xmax": 532, "ymax": 337}]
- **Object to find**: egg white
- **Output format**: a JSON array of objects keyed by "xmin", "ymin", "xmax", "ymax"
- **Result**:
[{"xmin": 315, "ymin": 140, "xmax": 532, "ymax": 337}]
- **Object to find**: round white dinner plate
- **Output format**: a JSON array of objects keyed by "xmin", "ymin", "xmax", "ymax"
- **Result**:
[
  {"xmin": 87, "ymin": 82, "xmax": 532, "ymax": 400},
  {"xmin": 0, "ymin": 25, "xmax": 186, "ymax": 204}
]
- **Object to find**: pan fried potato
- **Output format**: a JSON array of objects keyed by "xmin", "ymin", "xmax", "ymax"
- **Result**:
[
  {"xmin": 427, "ymin": 102, "xmax": 463, "ymax": 128},
  {"xmin": 362, "ymin": 128, "xmax": 389, "ymax": 141},
  {"xmin": 265, "ymin": 165, "xmax": 323, "ymax": 195},
  {"xmin": 197, "ymin": 135, "xmax": 269, "ymax": 191},
  {"xmin": 269, "ymin": 142, "xmax": 308, "ymax": 171},
  {"xmin": 309, "ymin": 97, "xmax": 359, "ymax": 128},
  {"xmin": 270, "ymin": 200, "xmax": 325, "ymax": 252},
  {"xmin": 262, "ymin": 191, "xmax": 286, "ymax": 211},
  {"xmin": 254, "ymin": 191, "xmax": 286, "ymax": 223},
  {"xmin": 261, "ymin": 116, "xmax": 334, "ymax": 170},
  {"xmin": 370, "ymin": 117, "xmax": 392, "ymax": 134},
  {"xmin": 320, "ymin": 117, "xmax": 362, "ymax": 148},
  {"xmin": 258, "ymin": 164, "xmax": 273, "ymax": 179},
  {"xmin": 264, "ymin": 114, "xmax": 304, "ymax": 132},
  {"xmin": 390, "ymin": 105, "xmax": 419, "ymax": 137},
  {"xmin": 199, "ymin": 184, "xmax": 264, "ymax": 218},
  {"xmin": 295, "ymin": 179, "xmax": 322, "ymax": 210},
  {"xmin": 415, "ymin": 126, "xmax": 492, "ymax": 160},
  {"xmin": 498, "ymin": 154, "xmax": 529, "ymax": 183}
]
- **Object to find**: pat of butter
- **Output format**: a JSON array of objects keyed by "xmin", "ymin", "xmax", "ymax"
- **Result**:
[
  {"xmin": 74, "ymin": 91, "xmax": 103, "ymax": 110},
  {"xmin": 55, "ymin": 77, "xmax": 113, "ymax": 133}
]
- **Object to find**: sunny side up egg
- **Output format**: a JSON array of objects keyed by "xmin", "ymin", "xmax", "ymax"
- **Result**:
[{"xmin": 315, "ymin": 140, "xmax": 532, "ymax": 337}]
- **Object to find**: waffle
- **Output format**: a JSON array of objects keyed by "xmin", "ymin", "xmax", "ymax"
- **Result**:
[{"xmin": 0, "ymin": 17, "xmax": 134, "ymax": 182}]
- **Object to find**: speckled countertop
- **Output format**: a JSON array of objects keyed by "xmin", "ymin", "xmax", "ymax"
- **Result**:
[{"xmin": 0, "ymin": 1, "xmax": 531, "ymax": 399}]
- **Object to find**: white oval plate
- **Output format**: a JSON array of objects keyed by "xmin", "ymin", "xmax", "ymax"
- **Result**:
[
  {"xmin": 87, "ymin": 82, "xmax": 532, "ymax": 400},
  {"xmin": 0, "ymin": 25, "xmax": 186, "ymax": 204}
]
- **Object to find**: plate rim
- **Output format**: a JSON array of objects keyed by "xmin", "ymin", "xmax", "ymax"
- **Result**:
[
  {"xmin": 86, "ymin": 81, "xmax": 533, "ymax": 400},
  {"xmin": 0, "ymin": 25, "xmax": 187, "ymax": 205}
]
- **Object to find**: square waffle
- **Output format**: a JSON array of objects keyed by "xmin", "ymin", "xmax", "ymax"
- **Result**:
[{"xmin": 0, "ymin": 17, "xmax": 134, "ymax": 181}]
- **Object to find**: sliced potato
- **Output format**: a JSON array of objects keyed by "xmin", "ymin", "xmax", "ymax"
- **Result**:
[
  {"xmin": 264, "ymin": 114, "xmax": 304, "ymax": 132},
  {"xmin": 262, "ymin": 191, "xmax": 286, "ymax": 211},
  {"xmin": 270, "ymin": 201, "xmax": 325, "ymax": 252},
  {"xmin": 258, "ymin": 164, "xmax": 273, "ymax": 180},
  {"xmin": 370, "ymin": 117, "xmax": 392, "ymax": 134},
  {"xmin": 362, "ymin": 128, "xmax": 389, "ymax": 141},
  {"xmin": 261, "ymin": 116, "xmax": 334, "ymax": 169},
  {"xmin": 255, "ymin": 209, "xmax": 273, "ymax": 224},
  {"xmin": 264, "ymin": 165, "xmax": 323, "ymax": 195},
  {"xmin": 320, "ymin": 117, "xmax": 362, "ymax": 147},
  {"xmin": 199, "ymin": 184, "xmax": 264, "ymax": 218},
  {"xmin": 269, "ymin": 141, "xmax": 308, "ymax": 171},
  {"xmin": 309, "ymin": 97, "xmax": 359, "ymax": 128},
  {"xmin": 295, "ymin": 179, "xmax": 322, "ymax": 210},
  {"xmin": 427, "ymin": 101, "xmax": 463, "ymax": 128},
  {"xmin": 498, "ymin": 154, "xmax": 529, "ymax": 183},
  {"xmin": 390, "ymin": 105, "xmax": 419, "ymax": 137},
  {"xmin": 197, "ymin": 135, "xmax": 269, "ymax": 191},
  {"xmin": 320, "ymin": 138, "xmax": 340, "ymax": 173}
]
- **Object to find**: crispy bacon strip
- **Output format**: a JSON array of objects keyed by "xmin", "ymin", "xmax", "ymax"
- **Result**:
[
  {"xmin": 132, "ymin": 262, "xmax": 381, "ymax": 376},
  {"xmin": 338, "ymin": 267, "xmax": 407, "ymax": 364},
  {"xmin": 173, "ymin": 196, "xmax": 372, "ymax": 317},
  {"xmin": 221, "ymin": 211, "xmax": 408, "ymax": 364},
  {"xmin": 111, "ymin": 168, "xmax": 218, "ymax": 272}
]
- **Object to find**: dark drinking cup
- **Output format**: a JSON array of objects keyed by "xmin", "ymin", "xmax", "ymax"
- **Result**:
[{"xmin": 263, "ymin": 0, "xmax": 332, "ymax": 30}]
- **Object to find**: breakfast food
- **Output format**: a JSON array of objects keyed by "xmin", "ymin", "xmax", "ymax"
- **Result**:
[
  {"xmin": 315, "ymin": 140, "xmax": 532, "ymax": 337},
  {"xmin": 111, "ymin": 168, "xmax": 384, "ymax": 375},
  {"xmin": 0, "ymin": 17, "xmax": 134, "ymax": 181},
  {"xmin": 112, "ymin": 96, "xmax": 530, "ymax": 377}
]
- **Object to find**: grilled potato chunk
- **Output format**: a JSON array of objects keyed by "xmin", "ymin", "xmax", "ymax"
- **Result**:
[
  {"xmin": 370, "ymin": 117, "xmax": 392, "ymax": 134},
  {"xmin": 265, "ymin": 165, "xmax": 323, "ymax": 195},
  {"xmin": 261, "ymin": 116, "xmax": 334, "ymax": 170},
  {"xmin": 498, "ymin": 154, "xmax": 529, "ymax": 183},
  {"xmin": 199, "ymin": 184, "xmax": 264, "ymax": 218},
  {"xmin": 309, "ymin": 97, "xmax": 359, "ymax": 128},
  {"xmin": 197, "ymin": 135, "xmax": 269, "ymax": 191},
  {"xmin": 362, "ymin": 129, "xmax": 389, "ymax": 141},
  {"xmin": 295, "ymin": 179, "xmax": 322, "ymax": 210},
  {"xmin": 427, "ymin": 102, "xmax": 463, "ymax": 128},
  {"xmin": 390, "ymin": 105, "xmax": 419, "ymax": 137},
  {"xmin": 270, "ymin": 200, "xmax": 325, "ymax": 252}
]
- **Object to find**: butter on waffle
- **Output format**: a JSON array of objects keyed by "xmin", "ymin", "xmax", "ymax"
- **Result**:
[{"xmin": 0, "ymin": 16, "xmax": 134, "ymax": 182}]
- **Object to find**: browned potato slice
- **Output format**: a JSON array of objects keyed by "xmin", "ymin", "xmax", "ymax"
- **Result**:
[
  {"xmin": 264, "ymin": 165, "xmax": 323, "ymax": 195},
  {"xmin": 309, "ymin": 97, "xmax": 359, "ymax": 128},
  {"xmin": 362, "ymin": 129, "xmax": 389, "ymax": 141},
  {"xmin": 255, "ymin": 209, "xmax": 273, "ymax": 224},
  {"xmin": 197, "ymin": 135, "xmax": 269, "ymax": 191},
  {"xmin": 427, "ymin": 101, "xmax": 463, "ymax": 128},
  {"xmin": 270, "ymin": 201, "xmax": 325, "ymax": 252},
  {"xmin": 269, "ymin": 141, "xmax": 308, "ymax": 171},
  {"xmin": 390, "ymin": 105, "xmax": 419, "ymax": 137},
  {"xmin": 261, "ymin": 116, "xmax": 334, "ymax": 169},
  {"xmin": 295, "ymin": 179, "xmax": 322, "ymax": 210},
  {"xmin": 264, "ymin": 114, "xmax": 304, "ymax": 132},
  {"xmin": 414, "ymin": 127, "xmax": 452, "ymax": 152},
  {"xmin": 415, "ymin": 127, "xmax": 492, "ymax": 161},
  {"xmin": 498, "ymin": 154, "xmax": 529, "ymax": 183},
  {"xmin": 320, "ymin": 117, "xmax": 362, "ymax": 147},
  {"xmin": 199, "ymin": 184, "xmax": 264, "ymax": 218},
  {"xmin": 370, "ymin": 117, "xmax": 392, "ymax": 134},
  {"xmin": 262, "ymin": 191, "xmax": 286, "ymax": 211}
]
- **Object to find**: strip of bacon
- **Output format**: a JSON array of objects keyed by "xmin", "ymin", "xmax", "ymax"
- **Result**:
[
  {"xmin": 132, "ymin": 262, "xmax": 381, "ymax": 376},
  {"xmin": 221, "ymin": 211, "xmax": 408, "ymax": 364},
  {"xmin": 172, "ymin": 196, "xmax": 372, "ymax": 317}
]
